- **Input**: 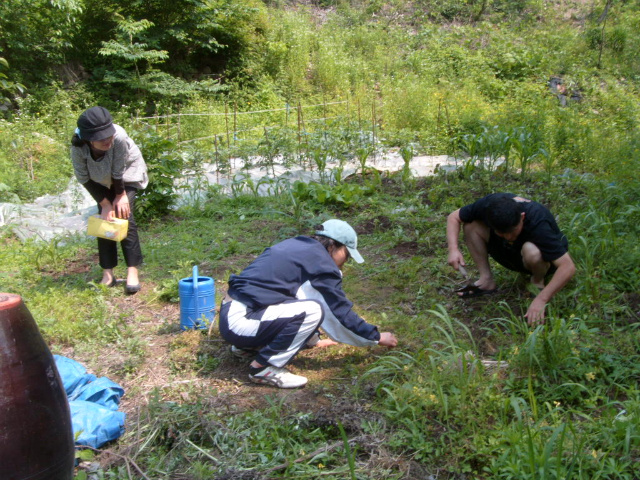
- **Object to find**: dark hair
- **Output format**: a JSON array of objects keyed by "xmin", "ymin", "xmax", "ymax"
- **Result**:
[
  {"xmin": 487, "ymin": 196, "xmax": 523, "ymax": 232},
  {"xmin": 311, "ymin": 224, "xmax": 346, "ymax": 255},
  {"xmin": 71, "ymin": 134, "xmax": 89, "ymax": 148}
]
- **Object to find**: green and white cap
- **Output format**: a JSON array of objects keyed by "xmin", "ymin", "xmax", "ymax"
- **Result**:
[{"xmin": 316, "ymin": 219, "xmax": 364, "ymax": 263}]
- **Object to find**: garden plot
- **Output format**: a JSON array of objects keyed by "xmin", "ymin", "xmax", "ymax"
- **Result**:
[{"xmin": 1, "ymin": 153, "xmax": 457, "ymax": 241}]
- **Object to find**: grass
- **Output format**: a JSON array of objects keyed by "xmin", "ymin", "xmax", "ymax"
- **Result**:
[
  {"xmin": 2, "ymin": 164, "xmax": 640, "ymax": 479},
  {"xmin": 1, "ymin": 2, "xmax": 640, "ymax": 476}
]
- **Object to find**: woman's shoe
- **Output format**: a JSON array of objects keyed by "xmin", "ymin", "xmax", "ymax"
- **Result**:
[{"xmin": 125, "ymin": 284, "xmax": 141, "ymax": 294}]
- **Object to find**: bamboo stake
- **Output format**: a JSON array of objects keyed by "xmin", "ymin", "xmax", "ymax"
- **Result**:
[
  {"xmin": 297, "ymin": 101, "xmax": 302, "ymax": 146},
  {"xmin": 298, "ymin": 101, "xmax": 307, "ymax": 146},
  {"xmin": 233, "ymin": 102, "xmax": 237, "ymax": 144},
  {"xmin": 285, "ymin": 102, "xmax": 289, "ymax": 128},
  {"xmin": 296, "ymin": 101, "xmax": 303, "ymax": 167},
  {"xmin": 444, "ymin": 101, "xmax": 452, "ymax": 134},
  {"xmin": 372, "ymin": 99, "xmax": 377, "ymax": 163},
  {"xmin": 177, "ymin": 106, "xmax": 181, "ymax": 143},
  {"xmin": 214, "ymin": 135, "xmax": 220, "ymax": 184},
  {"xmin": 224, "ymin": 103, "xmax": 230, "ymax": 148},
  {"xmin": 323, "ymin": 95, "xmax": 327, "ymax": 131},
  {"xmin": 346, "ymin": 95, "xmax": 350, "ymax": 126}
]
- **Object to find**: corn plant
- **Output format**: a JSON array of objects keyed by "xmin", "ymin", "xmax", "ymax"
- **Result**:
[
  {"xmin": 482, "ymin": 125, "xmax": 511, "ymax": 171},
  {"xmin": 399, "ymin": 142, "xmax": 416, "ymax": 189},
  {"xmin": 511, "ymin": 126, "xmax": 546, "ymax": 177}
]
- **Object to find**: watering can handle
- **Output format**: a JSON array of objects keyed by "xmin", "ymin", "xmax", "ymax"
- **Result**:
[{"xmin": 193, "ymin": 266, "xmax": 198, "ymax": 322}]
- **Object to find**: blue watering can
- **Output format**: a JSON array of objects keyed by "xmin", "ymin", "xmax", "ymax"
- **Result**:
[{"xmin": 179, "ymin": 266, "xmax": 215, "ymax": 330}]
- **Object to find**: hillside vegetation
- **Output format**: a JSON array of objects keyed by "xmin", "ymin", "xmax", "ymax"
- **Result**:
[
  {"xmin": 2, "ymin": 0, "xmax": 640, "ymax": 203},
  {"xmin": 1, "ymin": 1, "xmax": 640, "ymax": 479}
]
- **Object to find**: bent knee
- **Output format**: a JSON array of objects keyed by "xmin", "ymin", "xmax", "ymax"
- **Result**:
[
  {"xmin": 521, "ymin": 242, "xmax": 546, "ymax": 267},
  {"xmin": 463, "ymin": 221, "xmax": 490, "ymax": 242}
]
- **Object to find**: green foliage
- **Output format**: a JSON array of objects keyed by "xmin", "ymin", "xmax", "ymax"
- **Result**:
[
  {"xmin": 4, "ymin": 162, "xmax": 640, "ymax": 478},
  {"xmin": 291, "ymin": 179, "xmax": 374, "ymax": 207},
  {"xmin": 134, "ymin": 128, "xmax": 184, "ymax": 221},
  {"xmin": 3, "ymin": 3, "xmax": 640, "ymax": 478},
  {"xmin": 31, "ymin": 287, "xmax": 123, "ymax": 346},
  {"xmin": 75, "ymin": 0, "xmax": 267, "ymax": 104},
  {"xmin": 113, "ymin": 392, "xmax": 383, "ymax": 478},
  {"xmin": 0, "ymin": 121, "xmax": 71, "ymax": 202},
  {"xmin": 98, "ymin": 15, "xmax": 170, "ymax": 99},
  {"xmin": 99, "ymin": 16, "xmax": 169, "ymax": 73},
  {"xmin": 0, "ymin": 57, "xmax": 26, "ymax": 107},
  {"xmin": 0, "ymin": 0, "xmax": 82, "ymax": 86},
  {"xmin": 259, "ymin": 10, "xmax": 316, "ymax": 96},
  {"xmin": 118, "ymin": 0, "xmax": 268, "ymax": 77}
]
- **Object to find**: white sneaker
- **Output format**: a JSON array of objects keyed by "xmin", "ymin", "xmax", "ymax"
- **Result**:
[
  {"xmin": 249, "ymin": 366, "xmax": 308, "ymax": 388},
  {"xmin": 231, "ymin": 345, "xmax": 258, "ymax": 359}
]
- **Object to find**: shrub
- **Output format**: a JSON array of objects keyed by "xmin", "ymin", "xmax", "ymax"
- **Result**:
[{"xmin": 134, "ymin": 127, "xmax": 184, "ymax": 221}]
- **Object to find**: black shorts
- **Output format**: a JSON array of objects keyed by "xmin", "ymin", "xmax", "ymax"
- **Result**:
[{"xmin": 487, "ymin": 232, "xmax": 557, "ymax": 275}]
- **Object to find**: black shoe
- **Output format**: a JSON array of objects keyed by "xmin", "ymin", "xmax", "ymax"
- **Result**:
[{"xmin": 125, "ymin": 284, "xmax": 141, "ymax": 294}]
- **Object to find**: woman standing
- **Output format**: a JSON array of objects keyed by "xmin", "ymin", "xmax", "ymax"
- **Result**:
[{"xmin": 71, "ymin": 106, "xmax": 148, "ymax": 294}]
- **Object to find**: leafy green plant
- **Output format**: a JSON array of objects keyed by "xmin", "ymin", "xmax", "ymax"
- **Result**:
[
  {"xmin": 135, "ymin": 128, "xmax": 183, "ymax": 221},
  {"xmin": 34, "ymin": 237, "xmax": 64, "ymax": 271},
  {"xmin": 291, "ymin": 180, "xmax": 372, "ymax": 207},
  {"xmin": 399, "ymin": 142, "xmax": 416, "ymax": 189},
  {"xmin": 511, "ymin": 126, "xmax": 546, "ymax": 177},
  {"xmin": 0, "ymin": 57, "xmax": 25, "ymax": 108},
  {"xmin": 256, "ymin": 126, "xmax": 297, "ymax": 176},
  {"xmin": 99, "ymin": 15, "xmax": 169, "ymax": 78}
]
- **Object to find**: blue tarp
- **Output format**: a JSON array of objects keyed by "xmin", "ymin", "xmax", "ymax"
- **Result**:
[
  {"xmin": 69, "ymin": 401, "xmax": 126, "ymax": 449},
  {"xmin": 54, "ymin": 355, "xmax": 126, "ymax": 449}
]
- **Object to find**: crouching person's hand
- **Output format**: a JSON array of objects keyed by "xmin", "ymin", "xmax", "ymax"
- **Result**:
[{"xmin": 379, "ymin": 332, "xmax": 398, "ymax": 348}]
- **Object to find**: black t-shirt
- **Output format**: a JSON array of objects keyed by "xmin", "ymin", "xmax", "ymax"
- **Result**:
[{"xmin": 459, "ymin": 193, "xmax": 569, "ymax": 262}]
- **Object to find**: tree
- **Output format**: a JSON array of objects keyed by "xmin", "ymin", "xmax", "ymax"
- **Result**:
[
  {"xmin": 0, "ymin": 0, "xmax": 83, "ymax": 86},
  {"xmin": 99, "ymin": 15, "xmax": 169, "ymax": 79},
  {"xmin": 0, "ymin": 57, "xmax": 26, "ymax": 107}
]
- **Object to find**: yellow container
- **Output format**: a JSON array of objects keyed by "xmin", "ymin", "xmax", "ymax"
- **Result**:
[{"xmin": 87, "ymin": 215, "xmax": 129, "ymax": 242}]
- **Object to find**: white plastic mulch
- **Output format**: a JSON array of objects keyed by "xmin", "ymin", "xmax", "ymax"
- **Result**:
[{"xmin": 1, "ymin": 153, "xmax": 457, "ymax": 242}]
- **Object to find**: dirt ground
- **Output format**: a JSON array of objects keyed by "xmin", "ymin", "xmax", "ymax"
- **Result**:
[{"xmin": 60, "ymin": 282, "xmax": 394, "ymax": 421}]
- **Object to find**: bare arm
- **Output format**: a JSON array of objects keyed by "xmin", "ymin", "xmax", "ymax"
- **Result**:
[
  {"xmin": 447, "ymin": 209, "xmax": 466, "ymax": 271},
  {"xmin": 525, "ymin": 252, "xmax": 576, "ymax": 325}
]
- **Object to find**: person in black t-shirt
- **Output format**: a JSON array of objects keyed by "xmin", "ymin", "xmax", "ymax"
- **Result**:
[{"xmin": 446, "ymin": 193, "xmax": 575, "ymax": 325}]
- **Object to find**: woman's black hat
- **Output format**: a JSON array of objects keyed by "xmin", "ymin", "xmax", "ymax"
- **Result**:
[{"xmin": 77, "ymin": 106, "xmax": 116, "ymax": 141}]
